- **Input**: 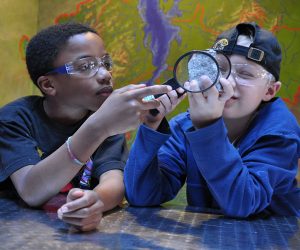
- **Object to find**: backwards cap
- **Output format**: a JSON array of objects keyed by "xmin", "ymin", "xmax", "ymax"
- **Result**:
[{"xmin": 212, "ymin": 22, "xmax": 282, "ymax": 81}]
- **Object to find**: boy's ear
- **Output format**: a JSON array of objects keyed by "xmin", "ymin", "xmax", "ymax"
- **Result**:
[
  {"xmin": 37, "ymin": 76, "xmax": 56, "ymax": 96},
  {"xmin": 262, "ymin": 81, "xmax": 281, "ymax": 102}
]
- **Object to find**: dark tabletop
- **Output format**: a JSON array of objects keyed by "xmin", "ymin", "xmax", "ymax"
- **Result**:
[{"xmin": 0, "ymin": 193, "xmax": 299, "ymax": 250}]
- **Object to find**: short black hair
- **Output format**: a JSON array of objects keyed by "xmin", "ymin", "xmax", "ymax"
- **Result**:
[{"xmin": 26, "ymin": 22, "xmax": 98, "ymax": 86}]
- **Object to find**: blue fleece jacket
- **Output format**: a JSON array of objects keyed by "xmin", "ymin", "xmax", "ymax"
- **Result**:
[{"xmin": 124, "ymin": 98, "xmax": 300, "ymax": 217}]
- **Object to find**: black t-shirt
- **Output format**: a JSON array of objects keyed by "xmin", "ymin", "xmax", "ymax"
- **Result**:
[{"xmin": 0, "ymin": 96, "xmax": 128, "ymax": 190}]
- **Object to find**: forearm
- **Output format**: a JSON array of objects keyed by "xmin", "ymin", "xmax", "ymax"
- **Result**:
[
  {"xmin": 11, "ymin": 144, "xmax": 92, "ymax": 207},
  {"xmin": 186, "ymin": 119, "xmax": 258, "ymax": 216},
  {"xmin": 186, "ymin": 118, "xmax": 297, "ymax": 217},
  {"xmin": 93, "ymin": 170, "xmax": 125, "ymax": 212},
  {"xmin": 124, "ymin": 125, "xmax": 178, "ymax": 206}
]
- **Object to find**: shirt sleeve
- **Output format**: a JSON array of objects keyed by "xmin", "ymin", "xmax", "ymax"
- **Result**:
[
  {"xmin": 91, "ymin": 134, "xmax": 128, "ymax": 180},
  {"xmin": 124, "ymin": 123, "xmax": 187, "ymax": 206},
  {"xmin": 0, "ymin": 120, "xmax": 41, "ymax": 182}
]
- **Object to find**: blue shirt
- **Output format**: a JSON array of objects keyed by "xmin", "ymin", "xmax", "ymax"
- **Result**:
[{"xmin": 124, "ymin": 98, "xmax": 300, "ymax": 217}]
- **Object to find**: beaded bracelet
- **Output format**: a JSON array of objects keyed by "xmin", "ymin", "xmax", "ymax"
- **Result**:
[
  {"xmin": 66, "ymin": 137, "xmax": 87, "ymax": 166},
  {"xmin": 66, "ymin": 136, "xmax": 93, "ymax": 189}
]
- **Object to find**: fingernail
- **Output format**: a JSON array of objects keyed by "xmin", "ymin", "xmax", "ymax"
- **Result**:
[
  {"xmin": 61, "ymin": 206, "xmax": 68, "ymax": 213},
  {"xmin": 57, "ymin": 210, "xmax": 63, "ymax": 219}
]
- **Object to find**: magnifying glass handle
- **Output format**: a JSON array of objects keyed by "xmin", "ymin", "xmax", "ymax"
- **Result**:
[{"xmin": 149, "ymin": 78, "xmax": 185, "ymax": 116}]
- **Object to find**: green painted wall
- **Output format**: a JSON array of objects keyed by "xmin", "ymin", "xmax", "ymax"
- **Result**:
[
  {"xmin": 1, "ymin": 0, "xmax": 300, "ymax": 119},
  {"xmin": 0, "ymin": 0, "xmax": 39, "ymax": 104}
]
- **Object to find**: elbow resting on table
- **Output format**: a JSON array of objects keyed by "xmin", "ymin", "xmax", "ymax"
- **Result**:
[
  {"xmin": 17, "ymin": 188, "xmax": 53, "ymax": 208},
  {"xmin": 222, "ymin": 208, "xmax": 253, "ymax": 218},
  {"xmin": 125, "ymin": 187, "xmax": 174, "ymax": 207},
  {"xmin": 125, "ymin": 193, "xmax": 161, "ymax": 207},
  {"xmin": 17, "ymin": 183, "xmax": 56, "ymax": 208},
  {"xmin": 220, "ymin": 202, "xmax": 261, "ymax": 218}
]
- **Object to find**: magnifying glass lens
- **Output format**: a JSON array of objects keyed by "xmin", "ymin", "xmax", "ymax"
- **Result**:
[
  {"xmin": 147, "ymin": 49, "xmax": 231, "ymax": 116},
  {"xmin": 174, "ymin": 50, "xmax": 231, "ymax": 93},
  {"xmin": 215, "ymin": 53, "xmax": 231, "ymax": 78},
  {"xmin": 188, "ymin": 53, "xmax": 218, "ymax": 92}
]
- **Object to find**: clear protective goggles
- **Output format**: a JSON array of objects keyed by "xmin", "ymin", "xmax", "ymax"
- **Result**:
[
  {"xmin": 46, "ymin": 54, "xmax": 113, "ymax": 79},
  {"xmin": 220, "ymin": 63, "xmax": 275, "ymax": 87}
]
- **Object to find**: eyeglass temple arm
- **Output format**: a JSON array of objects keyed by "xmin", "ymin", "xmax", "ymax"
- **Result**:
[{"xmin": 46, "ymin": 65, "xmax": 69, "ymax": 75}]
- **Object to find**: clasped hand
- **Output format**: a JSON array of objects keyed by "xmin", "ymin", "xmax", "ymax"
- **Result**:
[{"xmin": 57, "ymin": 188, "xmax": 103, "ymax": 232}]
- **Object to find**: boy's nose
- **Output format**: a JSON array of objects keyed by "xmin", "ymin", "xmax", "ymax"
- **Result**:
[
  {"xmin": 227, "ymin": 72, "xmax": 237, "ymax": 88},
  {"xmin": 95, "ymin": 67, "xmax": 112, "ymax": 85}
]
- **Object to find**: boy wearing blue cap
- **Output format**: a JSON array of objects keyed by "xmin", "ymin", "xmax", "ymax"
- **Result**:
[
  {"xmin": 0, "ymin": 22, "xmax": 171, "ymax": 231},
  {"xmin": 124, "ymin": 22, "xmax": 300, "ymax": 217}
]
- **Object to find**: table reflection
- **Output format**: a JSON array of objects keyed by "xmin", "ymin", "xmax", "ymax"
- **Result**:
[{"xmin": 0, "ymin": 193, "xmax": 299, "ymax": 249}]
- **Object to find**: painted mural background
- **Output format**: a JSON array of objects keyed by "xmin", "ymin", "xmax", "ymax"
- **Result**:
[
  {"xmin": 0, "ymin": 0, "xmax": 299, "ymax": 202},
  {"xmin": 1, "ymin": 0, "xmax": 300, "ymax": 143}
]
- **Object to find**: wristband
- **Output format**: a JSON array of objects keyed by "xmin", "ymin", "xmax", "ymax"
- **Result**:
[{"xmin": 66, "ymin": 136, "xmax": 87, "ymax": 166}]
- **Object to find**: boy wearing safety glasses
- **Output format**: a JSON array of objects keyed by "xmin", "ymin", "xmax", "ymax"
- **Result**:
[
  {"xmin": 0, "ymin": 22, "xmax": 171, "ymax": 231},
  {"xmin": 124, "ymin": 22, "xmax": 300, "ymax": 217}
]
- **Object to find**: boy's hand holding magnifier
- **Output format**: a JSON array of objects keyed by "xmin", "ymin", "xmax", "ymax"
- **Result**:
[{"xmin": 143, "ymin": 49, "xmax": 232, "ymax": 129}]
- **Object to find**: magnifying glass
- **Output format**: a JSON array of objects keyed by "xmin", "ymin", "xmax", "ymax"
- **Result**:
[{"xmin": 147, "ymin": 49, "xmax": 231, "ymax": 115}]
